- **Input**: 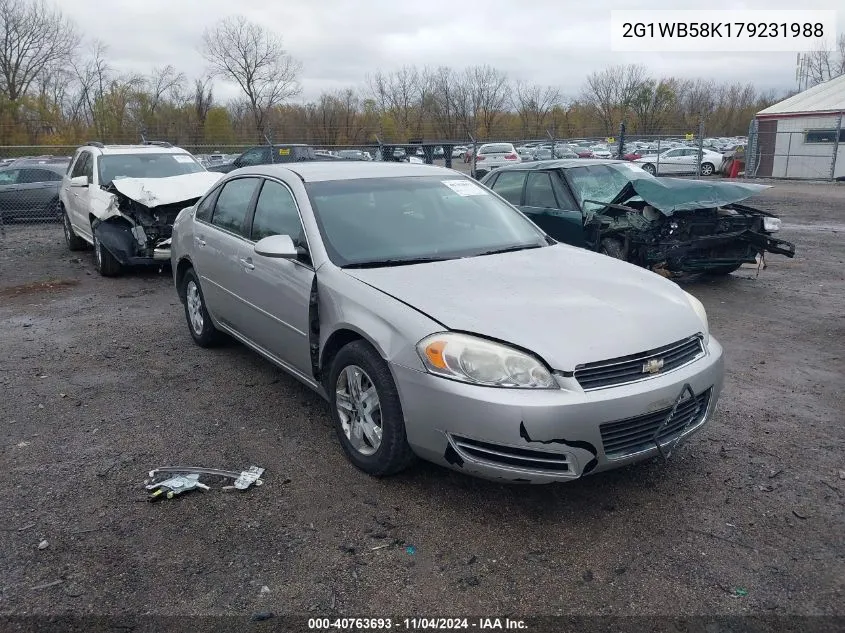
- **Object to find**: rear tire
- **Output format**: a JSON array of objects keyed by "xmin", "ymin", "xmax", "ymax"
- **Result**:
[
  {"xmin": 328, "ymin": 340, "xmax": 416, "ymax": 477},
  {"xmin": 181, "ymin": 268, "xmax": 222, "ymax": 347},
  {"xmin": 641, "ymin": 163, "xmax": 656, "ymax": 175},
  {"xmin": 92, "ymin": 230, "xmax": 122, "ymax": 277},
  {"xmin": 63, "ymin": 209, "xmax": 87, "ymax": 251},
  {"xmin": 700, "ymin": 162, "xmax": 715, "ymax": 176}
]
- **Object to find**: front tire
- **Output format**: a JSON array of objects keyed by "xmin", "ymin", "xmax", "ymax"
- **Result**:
[
  {"xmin": 700, "ymin": 162, "xmax": 715, "ymax": 176},
  {"xmin": 62, "ymin": 209, "xmax": 86, "ymax": 251},
  {"xmin": 328, "ymin": 340, "xmax": 416, "ymax": 477},
  {"xmin": 705, "ymin": 263, "xmax": 743, "ymax": 276},
  {"xmin": 92, "ymin": 230, "xmax": 122, "ymax": 277},
  {"xmin": 181, "ymin": 269, "xmax": 222, "ymax": 347},
  {"xmin": 599, "ymin": 237, "xmax": 626, "ymax": 260}
]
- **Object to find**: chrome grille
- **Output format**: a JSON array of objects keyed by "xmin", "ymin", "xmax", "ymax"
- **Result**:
[
  {"xmin": 600, "ymin": 388, "xmax": 711, "ymax": 458},
  {"xmin": 451, "ymin": 436, "xmax": 570, "ymax": 472},
  {"xmin": 574, "ymin": 335, "xmax": 705, "ymax": 391}
]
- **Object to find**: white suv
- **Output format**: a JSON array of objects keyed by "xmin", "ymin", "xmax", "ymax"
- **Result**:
[
  {"xmin": 472, "ymin": 143, "xmax": 521, "ymax": 178},
  {"xmin": 60, "ymin": 142, "xmax": 223, "ymax": 276}
]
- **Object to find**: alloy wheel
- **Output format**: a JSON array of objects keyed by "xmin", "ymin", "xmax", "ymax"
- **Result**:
[
  {"xmin": 185, "ymin": 280, "xmax": 204, "ymax": 335},
  {"xmin": 335, "ymin": 365, "xmax": 383, "ymax": 456}
]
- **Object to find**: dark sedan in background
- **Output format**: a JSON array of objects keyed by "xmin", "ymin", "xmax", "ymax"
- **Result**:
[
  {"xmin": 480, "ymin": 159, "xmax": 795, "ymax": 276},
  {"xmin": 0, "ymin": 158, "xmax": 70, "ymax": 222}
]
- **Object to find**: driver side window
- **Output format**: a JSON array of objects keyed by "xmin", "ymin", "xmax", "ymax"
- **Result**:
[
  {"xmin": 238, "ymin": 147, "xmax": 269, "ymax": 167},
  {"xmin": 70, "ymin": 152, "xmax": 92, "ymax": 182}
]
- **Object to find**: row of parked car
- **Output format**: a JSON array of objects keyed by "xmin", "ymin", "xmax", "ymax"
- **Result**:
[{"xmin": 49, "ymin": 138, "xmax": 795, "ymax": 484}]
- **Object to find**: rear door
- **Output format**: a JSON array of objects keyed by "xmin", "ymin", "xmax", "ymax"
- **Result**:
[
  {"xmin": 192, "ymin": 177, "xmax": 262, "ymax": 329},
  {"xmin": 235, "ymin": 178, "xmax": 315, "ymax": 376},
  {"xmin": 519, "ymin": 170, "xmax": 587, "ymax": 247},
  {"xmin": 0, "ymin": 169, "xmax": 22, "ymax": 217},
  {"xmin": 16, "ymin": 168, "xmax": 62, "ymax": 218}
]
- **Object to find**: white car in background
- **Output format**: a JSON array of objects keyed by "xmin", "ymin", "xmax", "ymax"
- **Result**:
[
  {"xmin": 472, "ymin": 142, "xmax": 521, "ymax": 178},
  {"xmin": 634, "ymin": 147, "xmax": 725, "ymax": 176}
]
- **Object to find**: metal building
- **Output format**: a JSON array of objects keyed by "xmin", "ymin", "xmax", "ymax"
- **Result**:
[{"xmin": 749, "ymin": 74, "xmax": 845, "ymax": 180}]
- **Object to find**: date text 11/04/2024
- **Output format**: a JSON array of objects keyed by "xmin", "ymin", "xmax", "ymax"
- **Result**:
[{"xmin": 307, "ymin": 618, "xmax": 528, "ymax": 630}]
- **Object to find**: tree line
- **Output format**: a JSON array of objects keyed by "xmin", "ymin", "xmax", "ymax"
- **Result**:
[{"xmin": 1, "ymin": 0, "xmax": 843, "ymax": 148}]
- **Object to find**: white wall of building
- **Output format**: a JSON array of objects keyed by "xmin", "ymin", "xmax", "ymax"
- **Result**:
[{"xmin": 772, "ymin": 115, "xmax": 844, "ymax": 179}]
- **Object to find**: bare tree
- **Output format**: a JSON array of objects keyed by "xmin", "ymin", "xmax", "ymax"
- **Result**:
[
  {"xmin": 366, "ymin": 66, "xmax": 425, "ymax": 139},
  {"xmin": 200, "ymin": 15, "xmax": 302, "ymax": 133},
  {"xmin": 0, "ymin": 0, "xmax": 79, "ymax": 104},
  {"xmin": 147, "ymin": 65, "xmax": 185, "ymax": 117},
  {"xmin": 630, "ymin": 78, "xmax": 678, "ymax": 134},
  {"xmin": 425, "ymin": 66, "xmax": 462, "ymax": 139},
  {"xmin": 581, "ymin": 64, "xmax": 648, "ymax": 134},
  {"xmin": 512, "ymin": 80, "xmax": 560, "ymax": 137},
  {"xmin": 464, "ymin": 65, "xmax": 509, "ymax": 137}
]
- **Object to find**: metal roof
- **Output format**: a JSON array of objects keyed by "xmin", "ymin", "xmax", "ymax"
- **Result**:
[
  {"xmin": 490, "ymin": 158, "xmax": 626, "ymax": 172},
  {"xmin": 757, "ymin": 74, "xmax": 845, "ymax": 117},
  {"xmin": 241, "ymin": 160, "xmax": 459, "ymax": 182}
]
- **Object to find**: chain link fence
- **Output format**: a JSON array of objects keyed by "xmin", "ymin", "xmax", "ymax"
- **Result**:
[
  {"xmin": 0, "ymin": 127, "xmax": 746, "ymax": 237},
  {"xmin": 746, "ymin": 113, "xmax": 844, "ymax": 181}
]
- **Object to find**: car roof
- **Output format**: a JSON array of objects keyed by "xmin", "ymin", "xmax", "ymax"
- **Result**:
[
  {"xmin": 82, "ymin": 144, "xmax": 192, "ymax": 156},
  {"xmin": 240, "ymin": 161, "xmax": 455, "ymax": 182},
  {"xmin": 492, "ymin": 158, "xmax": 627, "ymax": 172}
]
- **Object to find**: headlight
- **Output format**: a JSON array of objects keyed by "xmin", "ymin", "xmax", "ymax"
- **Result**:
[
  {"xmin": 763, "ymin": 217, "xmax": 781, "ymax": 232},
  {"xmin": 416, "ymin": 333, "xmax": 557, "ymax": 389},
  {"xmin": 683, "ymin": 291, "xmax": 710, "ymax": 346}
]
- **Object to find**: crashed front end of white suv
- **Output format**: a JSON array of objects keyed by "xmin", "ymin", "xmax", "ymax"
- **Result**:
[{"xmin": 90, "ymin": 172, "xmax": 223, "ymax": 267}]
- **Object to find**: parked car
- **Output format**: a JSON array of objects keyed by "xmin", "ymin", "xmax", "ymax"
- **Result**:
[
  {"xmin": 0, "ymin": 161, "xmax": 68, "ymax": 222},
  {"xmin": 171, "ymin": 161, "xmax": 724, "ymax": 482},
  {"xmin": 480, "ymin": 159, "xmax": 795, "ymax": 276},
  {"xmin": 516, "ymin": 147, "xmax": 535, "ymax": 162},
  {"xmin": 59, "ymin": 141, "xmax": 224, "ymax": 276},
  {"xmin": 451, "ymin": 146, "xmax": 467, "ymax": 159},
  {"xmin": 337, "ymin": 150, "xmax": 371, "ymax": 161},
  {"xmin": 635, "ymin": 148, "xmax": 724, "ymax": 176},
  {"xmin": 472, "ymin": 143, "xmax": 521, "ymax": 178},
  {"xmin": 207, "ymin": 144, "xmax": 332, "ymax": 174}
]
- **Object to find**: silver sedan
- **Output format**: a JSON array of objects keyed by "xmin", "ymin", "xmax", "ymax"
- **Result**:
[{"xmin": 170, "ymin": 162, "xmax": 724, "ymax": 483}]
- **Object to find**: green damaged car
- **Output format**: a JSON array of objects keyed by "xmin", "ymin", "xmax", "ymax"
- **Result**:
[{"xmin": 480, "ymin": 159, "xmax": 796, "ymax": 276}]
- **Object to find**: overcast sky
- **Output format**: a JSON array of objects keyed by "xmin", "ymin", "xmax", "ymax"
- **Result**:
[{"xmin": 59, "ymin": 0, "xmax": 844, "ymax": 103}]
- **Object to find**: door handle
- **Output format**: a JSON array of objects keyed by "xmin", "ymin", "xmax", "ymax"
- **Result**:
[
  {"xmin": 195, "ymin": 237, "xmax": 206, "ymax": 247},
  {"xmin": 72, "ymin": 192, "xmax": 79, "ymax": 198},
  {"xmin": 239, "ymin": 257, "xmax": 255, "ymax": 270}
]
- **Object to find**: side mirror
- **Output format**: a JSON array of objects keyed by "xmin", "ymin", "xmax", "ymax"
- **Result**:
[
  {"xmin": 254, "ymin": 234, "xmax": 298, "ymax": 259},
  {"xmin": 69, "ymin": 175, "xmax": 88, "ymax": 187}
]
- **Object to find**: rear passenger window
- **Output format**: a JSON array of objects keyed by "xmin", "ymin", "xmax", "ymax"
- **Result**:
[
  {"xmin": 210, "ymin": 178, "xmax": 259, "ymax": 236},
  {"xmin": 194, "ymin": 187, "xmax": 219, "ymax": 222},
  {"xmin": 490, "ymin": 171, "xmax": 526, "ymax": 205},
  {"xmin": 525, "ymin": 172, "xmax": 558, "ymax": 209},
  {"xmin": 251, "ymin": 180, "xmax": 305, "ymax": 244}
]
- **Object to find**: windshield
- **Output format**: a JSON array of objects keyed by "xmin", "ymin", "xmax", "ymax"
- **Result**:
[
  {"xmin": 305, "ymin": 176, "xmax": 548, "ymax": 267},
  {"xmin": 98, "ymin": 153, "xmax": 204, "ymax": 186},
  {"xmin": 565, "ymin": 163, "xmax": 655, "ymax": 213}
]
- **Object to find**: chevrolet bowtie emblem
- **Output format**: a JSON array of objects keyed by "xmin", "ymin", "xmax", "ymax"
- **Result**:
[{"xmin": 642, "ymin": 358, "xmax": 665, "ymax": 374}]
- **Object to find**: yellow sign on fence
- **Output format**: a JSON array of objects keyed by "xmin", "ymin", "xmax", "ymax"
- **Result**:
[
  {"xmin": 606, "ymin": 137, "xmax": 615, "ymax": 144},
  {"xmin": 684, "ymin": 133, "xmax": 695, "ymax": 141}
]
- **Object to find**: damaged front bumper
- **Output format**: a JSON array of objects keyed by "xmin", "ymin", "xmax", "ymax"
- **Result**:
[
  {"xmin": 392, "ymin": 337, "xmax": 724, "ymax": 483},
  {"xmin": 644, "ymin": 229, "xmax": 796, "ymax": 273},
  {"xmin": 93, "ymin": 219, "xmax": 172, "ymax": 267}
]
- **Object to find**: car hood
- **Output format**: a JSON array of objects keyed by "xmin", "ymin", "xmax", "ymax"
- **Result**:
[
  {"xmin": 110, "ymin": 172, "xmax": 225, "ymax": 207},
  {"xmin": 610, "ymin": 177, "xmax": 772, "ymax": 215},
  {"xmin": 343, "ymin": 244, "xmax": 704, "ymax": 370}
]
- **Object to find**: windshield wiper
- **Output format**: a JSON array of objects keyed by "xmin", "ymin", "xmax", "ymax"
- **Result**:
[
  {"xmin": 343, "ymin": 256, "xmax": 454, "ymax": 269},
  {"xmin": 474, "ymin": 244, "xmax": 543, "ymax": 257}
]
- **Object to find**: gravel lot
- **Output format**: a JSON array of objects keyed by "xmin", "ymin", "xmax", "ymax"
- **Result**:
[{"xmin": 0, "ymin": 179, "xmax": 843, "ymax": 623}]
